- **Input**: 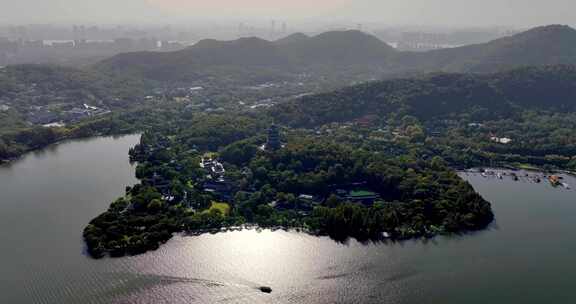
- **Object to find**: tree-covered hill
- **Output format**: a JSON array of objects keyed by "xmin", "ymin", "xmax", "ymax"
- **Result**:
[
  {"xmin": 271, "ymin": 65, "xmax": 576, "ymax": 127},
  {"xmin": 0, "ymin": 64, "xmax": 149, "ymax": 109},
  {"xmin": 397, "ymin": 25, "xmax": 576, "ymax": 73}
]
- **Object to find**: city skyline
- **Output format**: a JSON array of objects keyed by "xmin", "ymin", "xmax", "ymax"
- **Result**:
[{"xmin": 2, "ymin": 0, "xmax": 576, "ymax": 27}]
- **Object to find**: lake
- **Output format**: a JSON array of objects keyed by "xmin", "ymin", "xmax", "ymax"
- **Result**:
[{"xmin": 1, "ymin": 135, "xmax": 575, "ymax": 303}]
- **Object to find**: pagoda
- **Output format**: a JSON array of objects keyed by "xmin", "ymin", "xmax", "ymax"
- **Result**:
[{"xmin": 266, "ymin": 124, "xmax": 281, "ymax": 151}]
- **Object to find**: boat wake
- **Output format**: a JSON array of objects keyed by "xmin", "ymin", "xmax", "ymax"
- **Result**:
[
  {"xmin": 102, "ymin": 272, "xmax": 273, "ymax": 297},
  {"xmin": 137, "ymin": 273, "xmax": 263, "ymax": 290}
]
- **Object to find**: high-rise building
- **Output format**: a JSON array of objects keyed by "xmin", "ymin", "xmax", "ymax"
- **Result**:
[
  {"xmin": 238, "ymin": 22, "xmax": 245, "ymax": 38},
  {"xmin": 270, "ymin": 20, "xmax": 276, "ymax": 38}
]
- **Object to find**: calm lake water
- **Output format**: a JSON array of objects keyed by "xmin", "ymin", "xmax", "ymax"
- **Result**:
[{"xmin": 1, "ymin": 135, "xmax": 575, "ymax": 303}]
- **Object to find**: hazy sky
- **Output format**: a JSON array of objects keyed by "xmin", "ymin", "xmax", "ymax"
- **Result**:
[{"xmin": 1, "ymin": 0, "xmax": 575, "ymax": 27}]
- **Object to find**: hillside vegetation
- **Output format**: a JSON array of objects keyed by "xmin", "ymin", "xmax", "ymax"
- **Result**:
[{"xmin": 271, "ymin": 65, "xmax": 576, "ymax": 126}]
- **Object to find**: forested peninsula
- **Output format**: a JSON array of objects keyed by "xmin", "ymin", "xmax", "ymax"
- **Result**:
[{"xmin": 84, "ymin": 120, "xmax": 493, "ymax": 258}]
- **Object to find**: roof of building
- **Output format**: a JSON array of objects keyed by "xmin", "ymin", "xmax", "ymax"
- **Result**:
[{"xmin": 348, "ymin": 190, "xmax": 379, "ymax": 198}]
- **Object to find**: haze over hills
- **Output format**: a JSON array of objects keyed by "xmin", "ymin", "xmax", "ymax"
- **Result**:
[
  {"xmin": 399, "ymin": 24, "xmax": 576, "ymax": 73},
  {"xmin": 274, "ymin": 33, "xmax": 311, "ymax": 45},
  {"xmin": 98, "ymin": 24, "xmax": 576, "ymax": 83},
  {"xmin": 98, "ymin": 30, "xmax": 396, "ymax": 82}
]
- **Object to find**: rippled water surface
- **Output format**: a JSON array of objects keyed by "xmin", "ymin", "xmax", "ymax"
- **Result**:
[{"xmin": 1, "ymin": 135, "xmax": 575, "ymax": 303}]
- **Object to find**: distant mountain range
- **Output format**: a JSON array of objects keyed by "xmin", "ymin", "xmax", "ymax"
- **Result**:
[
  {"xmin": 98, "ymin": 30, "xmax": 395, "ymax": 82},
  {"xmin": 97, "ymin": 24, "xmax": 576, "ymax": 83}
]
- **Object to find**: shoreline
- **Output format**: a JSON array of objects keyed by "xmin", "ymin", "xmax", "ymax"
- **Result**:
[
  {"xmin": 460, "ymin": 167, "xmax": 574, "ymax": 190},
  {"xmin": 91, "ymin": 219, "xmax": 493, "ymax": 260},
  {"xmin": 1, "ymin": 136, "xmax": 78, "ymax": 165},
  {"xmin": 461, "ymin": 166, "xmax": 576, "ymax": 176}
]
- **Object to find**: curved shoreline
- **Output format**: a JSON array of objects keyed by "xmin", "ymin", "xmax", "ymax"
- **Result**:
[{"xmin": 87, "ymin": 216, "xmax": 494, "ymax": 259}]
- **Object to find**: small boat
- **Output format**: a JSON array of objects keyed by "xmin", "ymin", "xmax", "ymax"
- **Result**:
[
  {"xmin": 497, "ymin": 173, "xmax": 503, "ymax": 179},
  {"xmin": 259, "ymin": 286, "xmax": 273, "ymax": 293},
  {"xmin": 549, "ymin": 175, "xmax": 562, "ymax": 187},
  {"xmin": 562, "ymin": 183, "xmax": 570, "ymax": 190}
]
